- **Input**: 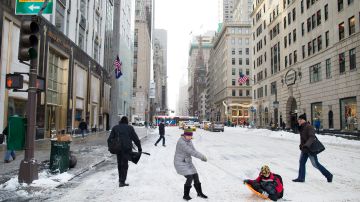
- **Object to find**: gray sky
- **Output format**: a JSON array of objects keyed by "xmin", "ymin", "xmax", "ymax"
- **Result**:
[{"xmin": 155, "ymin": 0, "xmax": 218, "ymax": 112}]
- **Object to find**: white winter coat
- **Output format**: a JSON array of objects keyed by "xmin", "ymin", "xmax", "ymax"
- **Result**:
[{"xmin": 174, "ymin": 136, "xmax": 206, "ymax": 176}]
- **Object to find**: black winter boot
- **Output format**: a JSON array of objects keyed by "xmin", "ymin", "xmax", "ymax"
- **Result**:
[
  {"xmin": 183, "ymin": 185, "xmax": 192, "ymax": 200},
  {"xmin": 194, "ymin": 183, "xmax": 208, "ymax": 199}
]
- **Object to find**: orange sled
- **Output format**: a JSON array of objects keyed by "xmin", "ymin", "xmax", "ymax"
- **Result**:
[{"xmin": 244, "ymin": 182, "xmax": 269, "ymax": 200}]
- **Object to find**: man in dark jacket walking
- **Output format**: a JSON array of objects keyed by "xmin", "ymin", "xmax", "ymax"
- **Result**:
[
  {"xmin": 154, "ymin": 121, "xmax": 166, "ymax": 146},
  {"xmin": 78, "ymin": 119, "xmax": 87, "ymax": 139},
  {"xmin": 108, "ymin": 116, "xmax": 142, "ymax": 187},
  {"xmin": 292, "ymin": 113, "xmax": 333, "ymax": 183}
]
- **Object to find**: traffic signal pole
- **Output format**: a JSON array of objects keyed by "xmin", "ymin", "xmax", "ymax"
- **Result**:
[
  {"xmin": 18, "ymin": 16, "xmax": 40, "ymax": 184},
  {"xmin": 18, "ymin": 46, "xmax": 39, "ymax": 184}
]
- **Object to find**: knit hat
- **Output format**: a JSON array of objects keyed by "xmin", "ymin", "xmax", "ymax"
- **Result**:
[
  {"xmin": 260, "ymin": 165, "xmax": 271, "ymax": 177},
  {"xmin": 183, "ymin": 127, "xmax": 193, "ymax": 136},
  {"xmin": 298, "ymin": 113, "xmax": 307, "ymax": 121}
]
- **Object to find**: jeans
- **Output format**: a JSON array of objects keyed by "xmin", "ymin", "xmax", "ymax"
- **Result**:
[
  {"xmin": 81, "ymin": 129, "xmax": 86, "ymax": 138},
  {"xmin": 297, "ymin": 151, "xmax": 332, "ymax": 181},
  {"xmin": 4, "ymin": 150, "xmax": 16, "ymax": 161}
]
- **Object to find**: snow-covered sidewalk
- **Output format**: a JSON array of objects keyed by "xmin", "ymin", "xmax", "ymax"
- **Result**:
[{"xmin": 44, "ymin": 127, "xmax": 360, "ymax": 202}]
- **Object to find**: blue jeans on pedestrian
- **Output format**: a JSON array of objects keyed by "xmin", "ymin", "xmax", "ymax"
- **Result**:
[
  {"xmin": 81, "ymin": 129, "xmax": 86, "ymax": 138},
  {"xmin": 4, "ymin": 150, "xmax": 16, "ymax": 161},
  {"xmin": 297, "ymin": 151, "xmax": 332, "ymax": 181}
]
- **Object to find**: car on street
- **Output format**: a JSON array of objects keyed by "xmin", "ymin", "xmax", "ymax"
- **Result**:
[
  {"xmin": 209, "ymin": 122, "xmax": 224, "ymax": 132},
  {"xmin": 184, "ymin": 121, "xmax": 196, "ymax": 131}
]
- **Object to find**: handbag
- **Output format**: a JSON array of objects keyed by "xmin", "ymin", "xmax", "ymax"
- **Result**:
[
  {"xmin": 308, "ymin": 137, "xmax": 325, "ymax": 155},
  {"xmin": 108, "ymin": 135, "xmax": 122, "ymax": 154}
]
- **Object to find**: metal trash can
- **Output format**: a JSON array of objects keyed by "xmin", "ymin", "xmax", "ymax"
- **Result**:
[{"xmin": 49, "ymin": 140, "xmax": 70, "ymax": 173}]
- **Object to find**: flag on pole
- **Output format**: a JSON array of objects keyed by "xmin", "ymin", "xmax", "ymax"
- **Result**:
[
  {"xmin": 114, "ymin": 55, "xmax": 122, "ymax": 79},
  {"xmin": 238, "ymin": 73, "xmax": 249, "ymax": 85}
]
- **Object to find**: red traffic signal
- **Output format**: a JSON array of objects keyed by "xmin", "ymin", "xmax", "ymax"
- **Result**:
[{"xmin": 5, "ymin": 74, "xmax": 24, "ymax": 89}]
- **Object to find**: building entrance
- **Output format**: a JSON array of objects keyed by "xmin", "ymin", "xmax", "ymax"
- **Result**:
[{"xmin": 286, "ymin": 97, "xmax": 297, "ymax": 133}]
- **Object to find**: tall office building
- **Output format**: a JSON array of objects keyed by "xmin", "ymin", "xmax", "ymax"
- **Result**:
[{"xmin": 250, "ymin": 0, "xmax": 360, "ymax": 132}]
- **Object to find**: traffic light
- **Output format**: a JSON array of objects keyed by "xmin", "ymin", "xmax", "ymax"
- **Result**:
[
  {"xmin": 5, "ymin": 74, "xmax": 24, "ymax": 89},
  {"xmin": 18, "ymin": 16, "xmax": 39, "ymax": 61}
]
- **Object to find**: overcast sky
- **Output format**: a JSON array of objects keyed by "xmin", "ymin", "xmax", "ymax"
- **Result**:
[{"xmin": 155, "ymin": 0, "xmax": 218, "ymax": 113}]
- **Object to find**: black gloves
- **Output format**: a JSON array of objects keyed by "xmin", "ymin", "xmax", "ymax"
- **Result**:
[
  {"xmin": 243, "ymin": 180, "xmax": 250, "ymax": 184},
  {"xmin": 138, "ymin": 148, "xmax": 142, "ymax": 153}
]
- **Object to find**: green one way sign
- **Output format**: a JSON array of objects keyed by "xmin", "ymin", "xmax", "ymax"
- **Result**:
[{"xmin": 15, "ymin": 0, "xmax": 53, "ymax": 15}]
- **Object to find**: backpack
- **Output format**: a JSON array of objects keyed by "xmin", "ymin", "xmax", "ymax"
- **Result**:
[
  {"xmin": 273, "ymin": 174, "xmax": 283, "ymax": 185},
  {"xmin": 108, "ymin": 134, "xmax": 122, "ymax": 154}
]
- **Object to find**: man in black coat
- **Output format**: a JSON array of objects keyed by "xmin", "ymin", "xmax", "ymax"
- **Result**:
[
  {"xmin": 154, "ymin": 121, "xmax": 166, "ymax": 147},
  {"xmin": 78, "ymin": 119, "xmax": 87, "ymax": 139},
  {"xmin": 292, "ymin": 113, "xmax": 333, "ymax": 183},
  {"xmin": 108, "ymin": 116, "xmax": 142, "ymax": 187}
]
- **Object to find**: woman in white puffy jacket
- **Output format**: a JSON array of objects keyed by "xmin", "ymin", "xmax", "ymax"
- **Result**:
[{"xmin": 174, "ymin": 128, "xmax": 208, "ymax": 201}]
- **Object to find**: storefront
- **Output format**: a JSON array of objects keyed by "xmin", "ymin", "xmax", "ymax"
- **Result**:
[
  {"xmin": 340, "ymin": 97, "xmax": 358, "ymax": 131},
  {"xmin": 311, "ymin": 102, "xmax": 322, "ymax": 128}
]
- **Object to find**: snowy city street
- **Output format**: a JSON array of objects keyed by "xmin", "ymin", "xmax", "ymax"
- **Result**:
[{"xmin": 2, "ymin": 127, "xmax": 360, "ymax": 201}]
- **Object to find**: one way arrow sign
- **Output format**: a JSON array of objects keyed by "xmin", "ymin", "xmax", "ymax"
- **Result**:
[{"xmin": 15, "ymin": 0, "xmax": 53, "ymax": 15}]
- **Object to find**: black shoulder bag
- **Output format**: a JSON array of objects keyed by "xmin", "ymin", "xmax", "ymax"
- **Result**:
[{"xmin": 308, "ymin": 137, "xmax": 325, "ymax": 155}]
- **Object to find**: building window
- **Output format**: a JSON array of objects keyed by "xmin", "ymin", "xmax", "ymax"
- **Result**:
[
  {"xmin": 294, "ymin": 50, "xmax": 297, "ymax": 63},
  {"xmin": 349, "ymin": 48, "xmax": 356, "ymax": 70},
  {"xmin": 311, "ymin": 102, "xmax": 323, "ymax": 127},
  {"xmin": 246, "ymin": 90, "xmax": 250, "ymax": 96},
  {"xmin": 232, "ymin": 79, "xmax": 236, "ymax": 86},
  {"xmin": 289, "ymin": 53, "xmax": 292, "ymax": 65},
  {"xmin": 284, "ymin": 36, "xmax": 287, "ymax": 48},
  {"xmin": 317, "ymin": 35, "xmax": 322, "ymax": 51},
  {"xmin": 288, "ymin": 12, "xmax": 291, "ymax": 25},
  {"xmin": 339, "ymin": 52, "xmax": 346, "ymax": 73},
  {"xmin": 348, "ymin": 0, "xmax": 354, "ymax": 4},
  {"xmin": 232, "ymin": 68, "xmax": 236, "ymax": 75},
  {"xmin": 325, "ymin": 31, "xmax": 329, "ymax": 47},
  {"xmin": 301, "ymin": 0, "xmax": 304, "ymax": 13},
  {"xmin": 309, "ymin": 63, "xmax": 321, "ymax": 83},
  {"xmin": 308, "ymin": 42, "xmax": 312, "ymax": 56},
  {"xmin": 349, "ymin": 16, "xmax": 355, "ymax": 35},
  {"xmin": 232, "ymin": 58, "xmax": 236, "ymax": 65},
  {"xmin": 301, "ymin": 22, "xmax": 304, "ymax": 36},
  {"xmin": 326, "ymin": 58, "xmax": 331, "ymax": 78},
  {"xmin": 47, "ymin": 51, "xmax": 65, "ymax": 105},
  {"xmin": 312, "ymin": 39, "xmax": 317, "ymax": 54},
  {"xmin": 239, "ymin": 90, "xmax": 243, "ymax": 97},
  {"xmin": 324, "ymin": 4, "xmax": 328, "ymax": 21},
  {"xmin": 307, "ymin": 18, "xmax": 311, "ymax": 32},
  {"xmin": 55, "ymin": 2, "xmax": 66, "ymax": 33},
  {"xmin": 270, "ymin": 81, "xmax": 277, "ymax": 95},
  {"xmin": 339, "ymin": 22, "xmax": 345, "ymax": 40},
  {"xmin": 239, "ymin": 48, "xmax": 243, "ymax": 55},
  {"xmin": 253, "ymin": 90, "xmax": 256, "ymax": 99},
  {"xmin": 239, "ymin": 58, "xmax": 243, "ymax": 65},
  {"xmin": 232, "ymin": 48, "xmax": 236, "ymax": 55},
  {"xmin": 317, "ymin": 10, "xmax": 321, "ymax": 25},
  {"xmin": 78, "ymin": 27, "xmax": 85, "ymax": 50},
  {"xmin": 284, "ymin": 17, "xmax": 287, "ymax": 29},
  {"xmin": 293, "ymin": 29, "xmax": 296, "ymax": 42},
  {"xmin": 302, "ymin": 45, "xmax": 305, "ymax": 59},
  {"xmin": 232, "ymin": 90, "xmax": 236, "ymax": 96},
  {"xmin": 246, "ymin": 48, "xmax": 249, "ymax": 55},
  {"xmin": 312, "ymin": 14, "xmax": 316, "ymax": 29},
  {"xmin": 340, "ymin": 97, "xmax": 358, "ymax": 131},
  {"xmin": 289, "ymin": 33, "xmax": 292, "ymax": 45},
  {"xmin": 293, "ymin": 8, "xmax": 296, "ymax": 21},
  {"xmin": 246, "ymin": 58, "xmax": 250, "ymax": 65},
  {"xmin": 285, "ymin": 55, "xmax": 288, "ymax": 67},
  {"xmin": 338, "ymin": 0, "xmax": 343, "ymax": 12}
]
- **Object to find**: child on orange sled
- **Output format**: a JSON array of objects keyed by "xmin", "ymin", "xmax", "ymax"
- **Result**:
[{"xmin": 243, "ymin": 165, "xmax": 284, "ymax": 201}]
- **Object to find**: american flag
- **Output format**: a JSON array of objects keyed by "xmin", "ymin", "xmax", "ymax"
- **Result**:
[
  {"xmin": 114, "ymin": 55, "xmax": 122, "ymax": 79},
  {"xmin": 238, "ymin": 73, "xmax": 249, "ymax": 85}
]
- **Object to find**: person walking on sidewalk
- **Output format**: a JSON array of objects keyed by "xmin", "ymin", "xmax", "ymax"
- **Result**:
[
  {"xmin": 108, "ymin": 116, "xmax": 142, "ymax": 187},
  {"xmin": 2, "ymin": 126, "xmax": 16, "ymax": 163},
  {"xmin": 78, "ymin": 119, "xmax": 87, "ymax": 139},
  {"xmin": 154, "ymin": 121, "xmax": 166, "ymax": 146},
  {"xmin": 292, "ymin": 113, "xmax": 333, "ymax": 183},
  {"xmin": 174, "ymin": 128, "xmax": 208, "ymax": 200}
]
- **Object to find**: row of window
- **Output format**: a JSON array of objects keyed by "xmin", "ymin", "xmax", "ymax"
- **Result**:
[
  {"xmin": 231, "ymin": 79, "xmax": 250, "ymax": 86},
  {"xmin": 232, "ymin": 58, "xmax": 250, "ymax": 65},
  {"xmin": 253, "ymin": 82, "xmax": 277, "ymax": 100},
  {"xmin": 284, "ymin": 50, "xmax": 297, "ymax": 68},
  {"xmin": 231, "ymin": 89, "xmax": 251, "ymax": 97},
  {"xmin": 339, "ymin": 16, "xmax": 356, "ymax": 41},
  {"xmin": 231, "ymin": 48, "xmax": 250, "ymax": 55},
  {"xmin": 284, "ymin": 29, "xmax": 296, "ymax": 48},
  {"xmin": 232, "ymin": 68, "xmax": 250, "ymax": 76},
  {"xmin": 283, "ymin": 7, "xmax": 296, "ymax": 29},
  {"xmin": 231, "ymin": 38, "xmax": 250, "ymax": 45}
]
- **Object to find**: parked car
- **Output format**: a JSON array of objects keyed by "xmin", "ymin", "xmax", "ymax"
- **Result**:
[
  {"xmin": 210, "ymin": 122, "xmax": 224, "ymax": 132},
  {"xmin": 194, "ymin": 122, "xmax": 200, "ymax": 128}
]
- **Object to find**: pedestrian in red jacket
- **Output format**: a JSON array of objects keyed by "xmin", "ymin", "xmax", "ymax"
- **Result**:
[{"xmin": 244, "ymin": 165, "xmax": 284, "ymax": 201}]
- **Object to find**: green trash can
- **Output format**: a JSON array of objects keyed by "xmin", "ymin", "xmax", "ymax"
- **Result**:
[
  {"xmin": 49, "ymin": 140, "xmax": 70, "ymax": 173},
  {"xmin": 7, "ymin": 115, "xmax": 26, "ymax": 151}
]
